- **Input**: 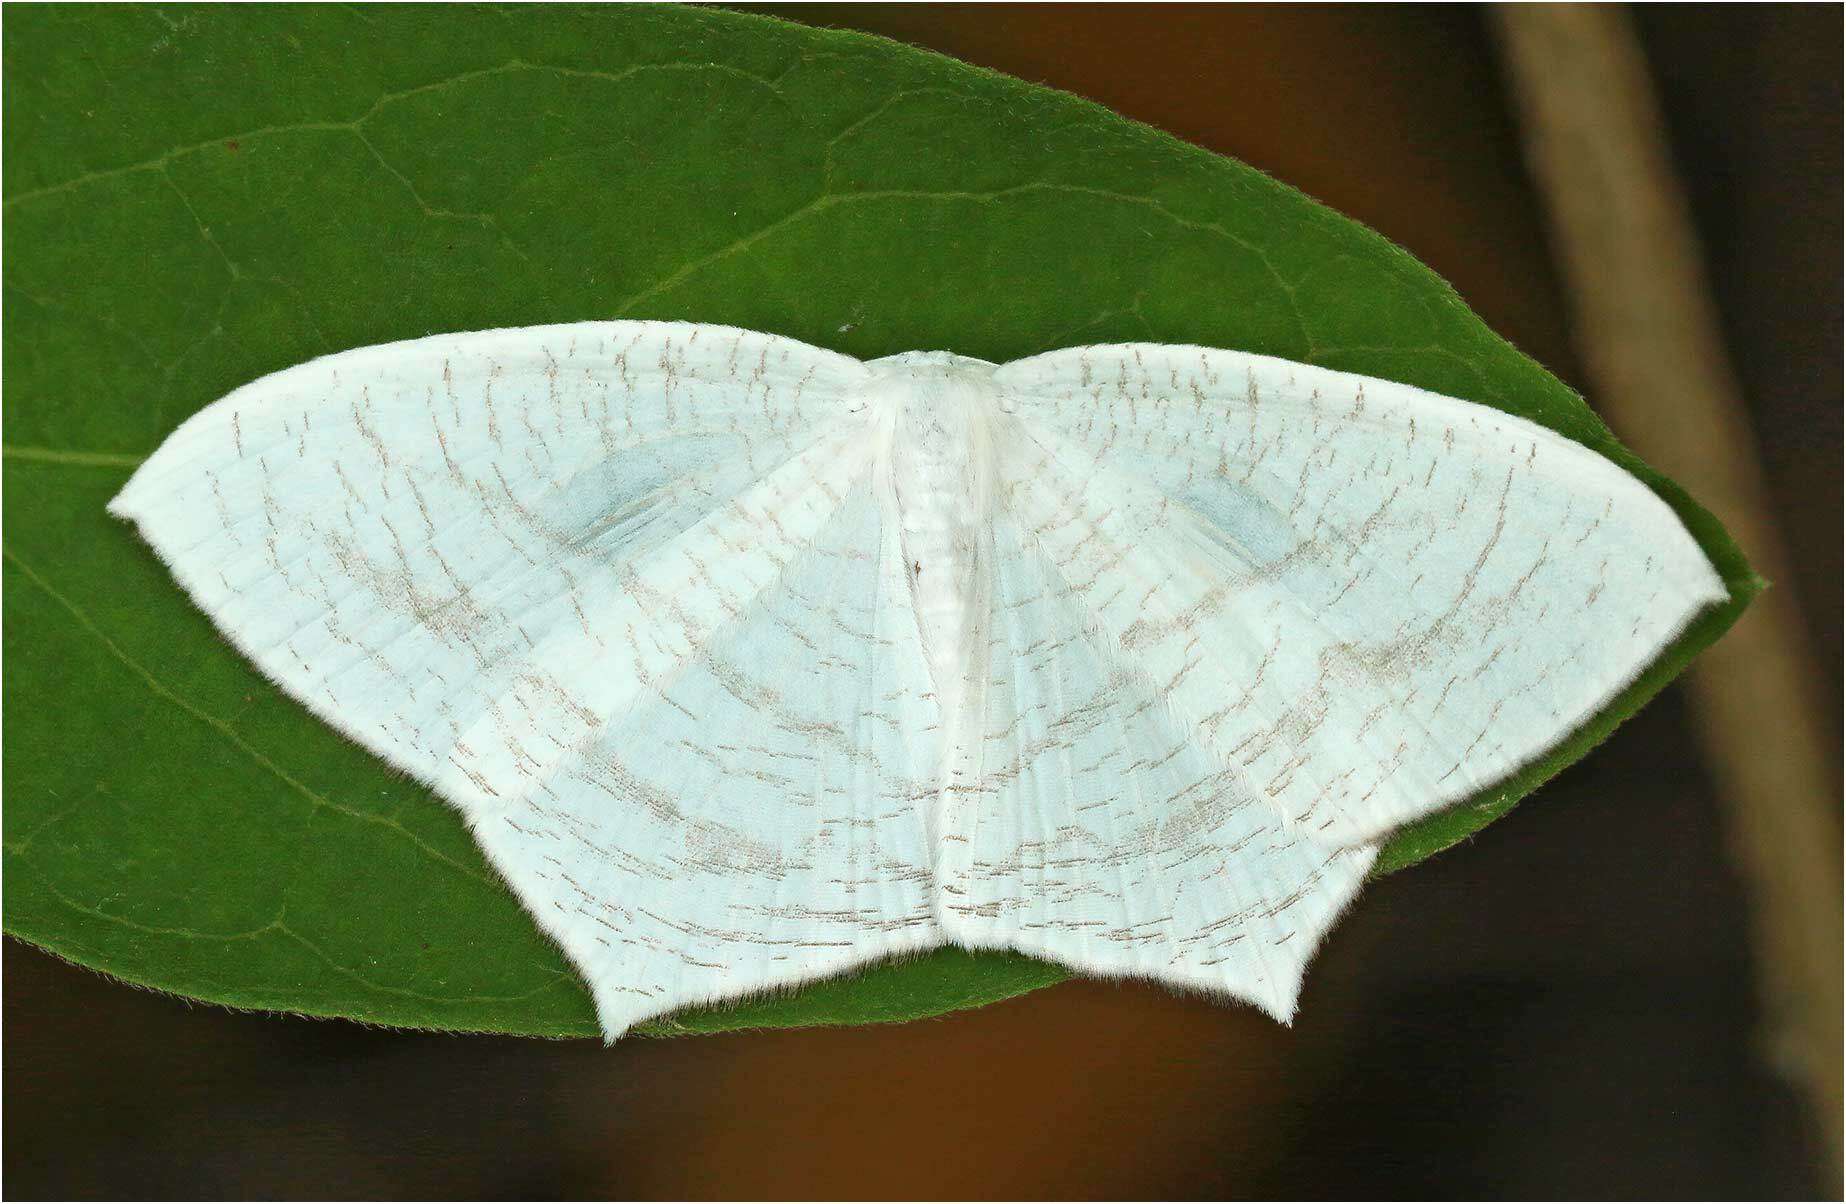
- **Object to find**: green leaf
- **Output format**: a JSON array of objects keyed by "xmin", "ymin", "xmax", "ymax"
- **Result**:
[{"xmin": 2, "ymin": 4, "xmax": 1754, "ymax": 1038}]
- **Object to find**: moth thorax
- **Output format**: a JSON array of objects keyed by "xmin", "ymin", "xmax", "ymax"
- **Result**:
[{"xmin": 873, "ymin": 356, "xmax": 999, "ymax": 750}]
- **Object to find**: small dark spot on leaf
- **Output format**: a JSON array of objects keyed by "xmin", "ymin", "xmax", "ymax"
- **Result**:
[{"xmin": 224, "ymin": 139, "xmax": 240, "ymax": 152}]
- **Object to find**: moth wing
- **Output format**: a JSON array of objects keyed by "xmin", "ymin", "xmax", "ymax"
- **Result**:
[
  {"xmin": 990, "ymin": 344, "xmax": 1725, "ymax": 847},
  {"xmin": 943, "ymin": 498, "xmax": 1374, "ymax": 1022},
  {"xmin": 110, "ymin": 320, "xmax": 863, "ymax": 793},
  {"xmin": 488, "ymin": 474, "xmax": 945, "ymax": 1036},
  {"xmin": 111, "ymin": 321, "xmax": 944, "ymax": 1036}
]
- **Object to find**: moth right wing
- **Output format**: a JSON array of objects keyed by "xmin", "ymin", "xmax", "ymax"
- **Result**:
[
  {"xmin": 940, "ymin": 484, "xmax": 1374, "ymax": 1022},
  {"xmin": 990, "ymin": 344, "xmax": 1726, "ymax": 848}
]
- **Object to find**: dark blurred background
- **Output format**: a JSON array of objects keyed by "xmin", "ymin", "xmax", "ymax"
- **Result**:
[{"xmin": 6, "ymin": 6, "xmax": 1839, "ymax": 1199}]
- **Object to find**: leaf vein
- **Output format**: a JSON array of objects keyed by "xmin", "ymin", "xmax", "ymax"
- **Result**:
[{"xmin": 3, "ymin": 549, "xmax": 500, "ymax": 888}]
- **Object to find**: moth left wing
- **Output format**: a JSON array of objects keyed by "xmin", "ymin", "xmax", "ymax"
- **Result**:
[
  {"xmin": 990, "ymin": 344, "xmax": 1726, "ymax": 848},
  {"xmin": 485, "ymin": 474, "xmax": 947, "ymax": 1037},
  {"xmin": 109, "ymin": 320, "xmax": 866, "ymax": 796},
  {"xmin": 109, "ymin": 321, "xmax": 949, "ymax": 1037}
]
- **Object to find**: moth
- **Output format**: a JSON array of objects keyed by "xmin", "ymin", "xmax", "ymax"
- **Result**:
[{"xmin": 110, "ymin": 321, "xmax": 1726, "ymax": 1039}]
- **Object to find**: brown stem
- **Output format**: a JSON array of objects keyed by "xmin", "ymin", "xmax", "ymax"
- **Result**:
[{"xmin": 1492, "ymin": 5, "xmax": 1842, "ymax": 1191}]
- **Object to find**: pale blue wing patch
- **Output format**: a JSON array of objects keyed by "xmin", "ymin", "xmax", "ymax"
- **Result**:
[
  {"xmin": 110, "ymin": 321, "xmax": 953, "ymax": 1037},
  {"xmin": 992, "ymin": 344, "xmax": 1725, "ymax": 846},
  {"xmin": 473, "ymin": 478, "xmax": 946, "ymax": 1037}
]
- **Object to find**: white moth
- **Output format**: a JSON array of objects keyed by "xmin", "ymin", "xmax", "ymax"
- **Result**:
[{"xmin": 110, "ymin": 321, "xmax": 1725, "ymax": 1039}]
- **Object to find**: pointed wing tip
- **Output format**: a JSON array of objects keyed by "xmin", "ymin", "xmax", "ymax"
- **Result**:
[
  {"xmin": 591, "ymin": 990, "xmax": 643, "ymax": 1045},
  {"xmin": 104, "ymin": 462, "xmax": 148, "ymax": 519},
  {"xmin": 104, "ymin": 488, "xmax": 138, "ymax": 522},
  {"xmin": 1252, "ymin": 948, "xmax": 1313, "ymax": 1026},
  {"xmin": 1695, "ymin": 564, "xmax": 1733, "ymax": 609},
  {"xmin": 1258, "ymin": 991, "xmax": 1300, "ymax": 1027}
]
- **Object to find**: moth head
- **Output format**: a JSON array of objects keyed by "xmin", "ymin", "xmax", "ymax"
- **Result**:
[
  {"xmin": 865, "ymin": 349, "xmax": 997, "ymax": 374},
  {"xmin": 861, "ymin": 350, "xmax": 1001, "ymax": 421}
]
